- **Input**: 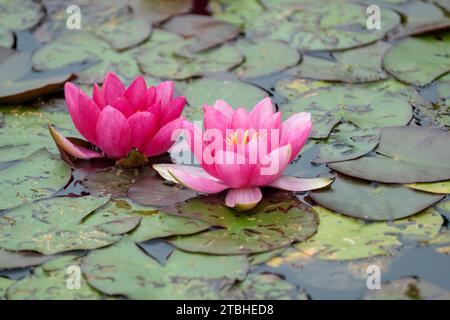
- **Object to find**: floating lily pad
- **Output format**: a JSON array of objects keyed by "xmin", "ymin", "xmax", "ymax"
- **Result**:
[
  {"xmin": 166, "ymin": 192, "xmax": 318, "ymax": 255},
  {"xmin": 209, "ymin": 0, "xmax": 265, "ymax": 27},
  {"xmin": 313, "ymin": 126, "xmax": 380, "ymax": 163},
  {"xmin": 310, "ymin": 175, "xmax": 444, "ymax": 221},
  {"xmin": 0, "ymin": 249, "xmax": 55, "ymax": 270},
  {"xmin": 163, "ymin": 14, "xmax": 240, "ymax": 54},
  {"xmin": 295, "ymin": 206, "xmax": 443, "ymax": 260},
  {"xmin": 0, "ymin": 195, "xmax": 140, "ymax": 255},
  {"xmin": 0, "ymin": 148, "xmax": 71, "ymax": 211},
  {"xmin": 128, "ymin": 0, "xmax": 192, "ymax": 24},
  {"xmin": 364, "ymin": 277, "xmax": 450, "ymax": 300},
  {"xmin": 0, "ymin": 277, "xmax": 14, "ymax": 300},
  {"xmin": 137, "ymin": 39, "xmax": 243, "ymax": 80},
  {"xmin": 0, "ymin": 51, "xmax": 74, "ymax": 103},
  {"xmin": 0, "ymin": 0, "xmax": 44, "ymax": 30},
  {"xmin": 0, "ymin": 26, "xmax": 13, "ymax": 48},
  {"xmin": 83, "ymin": 167, "xmax": 141, "ymax": 199},
  {"xmin": 405, "ymin": 181, "xmax": 450, "ymax": 194},
  {"xmin": 246, "ymin": 3, "xmax": 400, "ymax": 51},
  {"xmin": 6, "ymin": 256, "xmax": 101, "ymax": 300},
  {"xmin": 249, "ymin": 248, "xmax": 286, "ymax": 266},
  {"xmin": 233, "ymin": 39, "xmax": 301, "ymax": 79},
  {"xmin": 329, "ymin": 126, "xmax": 450, "ymax": 183},
  {"xmin": 126, "ymin": 29, "xmax": 182, "ymax": 58},
  {"xmin": 82, "ymin": 236, "xmax": 248, "ymax": 299},
  {"xmin": 382, "ymin": 32, "xmax": 450, "ymax": 86},
  {"xmin": 128, "ymin": 168, "xmax": 197, "ymax": 207},
  {"xmin": 37, "ymin": 1, "xmax": 151, "ymax": 50},
  {"xmin": 178, "ymin": 77, "xmax": 268, "ymax": 121},
  {"xmin": 32, "ymin": 32, "xmax": 140, "ymax": 84},
  {"xmin": 288, "ymin": 42, "xmax": 390, "ymax": 83},
  {"xmin": 280, "ymin": 87, "xmax": 412, "ymax": 138}
]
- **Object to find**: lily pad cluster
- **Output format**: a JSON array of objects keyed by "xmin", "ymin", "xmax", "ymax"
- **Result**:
[{"xmin": 1, "ymin": 0, "xmax": 450, "ymax": 300}]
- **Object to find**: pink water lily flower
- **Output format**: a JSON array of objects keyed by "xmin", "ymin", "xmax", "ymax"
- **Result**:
[
  {"xmin": 49, "ymin": 72, "xmax": 186, "ymax": 162},
  {"xmin": 153, "ymin": 97, "xmax": 333, "ymax": 210}
]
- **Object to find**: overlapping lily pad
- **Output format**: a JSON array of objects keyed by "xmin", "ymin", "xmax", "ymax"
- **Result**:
[
  {"xmin": 0, "ymin": 249, "xmax": 55, "ymax": 270},
  {"xmin": 209, "ymin": 0, "xmax": 265, "ymax": 27},
  {"xmin": 280, "ymin": 87, "xmax": 412, "ymax": 138},
  {"xmin": 0, "ymin": 26, "xmax": 13, "ymax": 48},
  {"xmin": 0, "ymin": 148, "xmax": 71, "ymax": 211},
  {"xmin": 83, "ymin": 167, "xmax": 141, "ymax": 199},
  {"xmin": 82, "ymin": 236, "xmax": 248, "ymax": 299},
  {"xmin": 165, "ymin": 192, "xmax": 318, "ymax": 255},
  {"xmin": 31, "ymin": 32, "xmax": 140, "ymax": 84},
  {"xmin": 233, "ymin": 39, "xmax": 301, "ymax": 79},
  {"xmin": 329, "ymin": 126, "xmax": 450, "ymax": 183},
  {"xmin": 310, "ymin": 175, "xmax": 444, "ymax": 221},
  {"xmin": 382, "ymin": 32, "xmax": 450, "ymax": 86},
  {"xmin": 246, "ymin": 2, "xmax": 400, "ymax": 51},
  {"xmin": 6, "ymin": 256, "xmax": 101, "ymax": 300},
  {"xmin": 127, "ymin": 0, "xmax": 192, "ymax": 24},
  {"xmin": 295, "ymin": 206, "xmax": 443, "ymax": 260},
  {"xmin": 0, "ymin": 0, "xmax": 44, "ymax": 30},
  {"xmin": 138, "ymin": 39, "xmax": 243, "ymax": 80},
  {"xmin": 288, "ymin": 42, "xmax": 390, "ymax": 83},
  {"xmin": 0, "ymin": 195, "xmax": 141, "ymax": 255},
  {"xmin": 0, "ymin": 277, "xmax": 14, "ymax": 300},
  {"xmin": 364, "ymin": 277, "xmax": 450, "ymax": 300},
  {"xmin": 405, "ymin": 181, "xmax": 450, "ymax": 194}
]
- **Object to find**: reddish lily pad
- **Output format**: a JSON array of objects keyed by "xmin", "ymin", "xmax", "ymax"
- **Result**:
[
  {"xmin": 128, "ymin": 0, "xmax": 192, "ymax": 24},
  {"xmin": 309, "ymin": 175, "xmax": 444, "ymax": 221},
  {"xmin": 329, "ymin": 126, "xmax": 450, "ymax": 183},
  {"xmin": 165, "ymin": 191, "xmax": 318, "ymax": 255}
]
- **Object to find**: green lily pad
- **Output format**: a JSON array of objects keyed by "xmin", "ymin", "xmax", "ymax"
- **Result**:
[
  {"xmin": 310, "ymin": 175, "xmax": 444, "ymax": 221},
  {"xmin": 405, "ymin": 181, "xmax": 450, "ymax": 194},
  {"xmin": 246, "ymin": 3, "xmax": 400, "ymax": 51},
  {"xmin": 364, "ymin": 277, "xmax": 450, "ymax": 300},
  {"xmin": 83, "ymin": 167, "xmax": 141, "ymax": 199},
  {"xmin": 0, "ymin": 25, "xmax": 13, "ymax": 48},
  {"xmin": 295, "ymin": 206, "xmax": 443, "ymax": 260},
  {"xmin": 209, "ymin": 0, "xmax": 265, "ymax": 27},
  {"xmin": 127, "ymin": 0, "xmax": 192, "ymax": 24},
  {"xmin": 162, "ymin": 14, "xmax": 240, "ymax": 54},
  {"xmin": 37, "ymin": 1, "xmax": 151, "ymax": 50},
  {"xmin": 288, "ymin": 42, "xmax": 390, "ymax": 83},
  {"xmin": 137, "ymin": 39, "xmax": 243, "ymax": 80},
  {"xmin": 249, "ymin": 248, "xmax": 286, "ymax": 266},
  {"xmin": 165, "ymin": 192, "xmax": 318, "ymax": 255},
  {"xmin": 382, "ymin": 32, "xmax": 450, "ymax": 86},
  {"xmin": 0, "ymin": 51, "xmax": 74, "ymax": 103},
  {"xmin": 178, "ymin": 77, "xmax": 268, "ymax": 121},
  {"xmin": 233, "ymin": 39, "xmax": 301, "ymax": 79},
  {"xmin": 329, "ymin": 126, "xmax": 450, "ymax": 183},
  {"xmin": 0, "ymin": 195, "xmax": 141, "ymax": 255},
  {"xmin": 0, "ymin": 277, "xmax": 14, "ymax": 300},
  {"xmin": 6, "ymin": 256, "xmax": 101, "ymax": 300},
  {"xmin": 313, "ymin": 126, "xmax": 380, "ymax": 163},
  {"xmin": 125, "ymin": 29, "xmax": 182, "ymax": 58},
  {"xmin": 82, "ymin": 199, "xmax": 210, "ymax": 243},
  {"xmin": 0, "ymin": 148, "xmax": 71, "ymax": 211},
  {"xmin": 0, "ymin": 249, "xmax": 55, "ymax": 270},
  {"xmin": 82, "ymin": 236, "xmax": 249, "ymax": 299},
  {"xmin": 31, "ymin": 31, "xmax": 140, "ymax": 84},
  {"xmin": 0, "ymin": 0, "xmax": 44, "ymax": 30},
  {"xmin": 280, "ymin": 87, "xmax": 412, "ymax": 139}
]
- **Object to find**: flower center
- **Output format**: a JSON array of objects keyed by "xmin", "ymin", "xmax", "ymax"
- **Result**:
[{"xmin": 225, "ymin": 130, "xmax": 266, "ymax": 146}]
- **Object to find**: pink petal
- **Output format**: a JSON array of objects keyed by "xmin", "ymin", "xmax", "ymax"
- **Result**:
[
  {"xmin": 127, "ymin": 111, "xmax": 158, "ymax": 152},
  {"xmin": 124, "ymin": 75, "xmax": 147, "ymax": 109},
  {"xmin": 77, "ymin": 90, "xmax": 101, "ymax": 145},
  {"xmin": 249, "ymin": 97, "xmax": 274, "ymax": 128},
  {"xmin": 158, "ymin": 164, "xmax": 229, "ymax": 194},
  {"xmin": 214, "ymin": 150, "xmax": 252, "ymax": 188},
  {"xmin": 204, "ymin": 104, "xmax": 231, "ymax": 135},
  {"xmin": 48, "ymin": 124, "xmax": 102, "ymax": 159},
  {"xmin": 153, "ymin": 163, "xmax": 223, "ymax": 184},
  {"xmin": 269, "ymin": 176, "xmax": 333, "ymax": 192},
  {"xmin": 213, "ymin": 100, "xmax": 235, "ymax": 121},
  {"xmin": 225, "ymin": 187, "xmax": 262, "ymax": 210},
  {"xmin": 95, "ymin": 105, "xmax": 131, "ymax": 159},
  {"xmin": 144, "ymin": 87, "xmax": 157, "ymax": 108},
  {"xmin": 144, "ymin": 117, "xmax": 184, "ymax": 157},
  {"xmin": 92, "ymin": 83, "xmax": 105, "ymax": 109},
  {"xmin": 160, "ymin": 96, "xmax": 186, "ymax": 126},
  {"xmin": 102, "ymin": 72, "xmax": 125, "ymax": 106},
  {"xmin": 249, "ymin": 144, "xmax": 292, "ymax": 186},
  {"xmin": 261, "ymin": 112, "xmax": 282, "ymax": 131},
  {"xmin": 281, "ymin": 112, "xmax": 312, "ymax": 162},
  {"xmin": 64, "ymin": 82, "xmax": 81, "ymax": 130},
  {"xmin": 156, "ymin": 81, "xmax": 174, "ymax": 106},
  {"xmin": 231, "ymin": 107, "xmax": 250, "ymax": 130},
  {"xmin": 110, "ymin": 97, "xmax": 134, "ymax": 118}
]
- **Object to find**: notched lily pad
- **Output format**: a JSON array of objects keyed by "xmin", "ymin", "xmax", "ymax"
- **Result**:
[
  {"xmin": 0, "ymin": 148, "xmax": 71, "ymax": 211},
  {"xmin": 0, "ymin": 0, "xmax": 44, "ymax": 30},
  {"xmin": 310, "ymin": 175, "xmax": 444, "ymax": 221},
  {"xmin": 165, "ymin": 191, "xmax": 318, "ymax": 255},
  {"xmin": 0, "ymin": 249, "xmax": 55, "ymax": 270},
  {"xmin": 295, "ymin": 206, "xmax": 443, "ymax": 260}
]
